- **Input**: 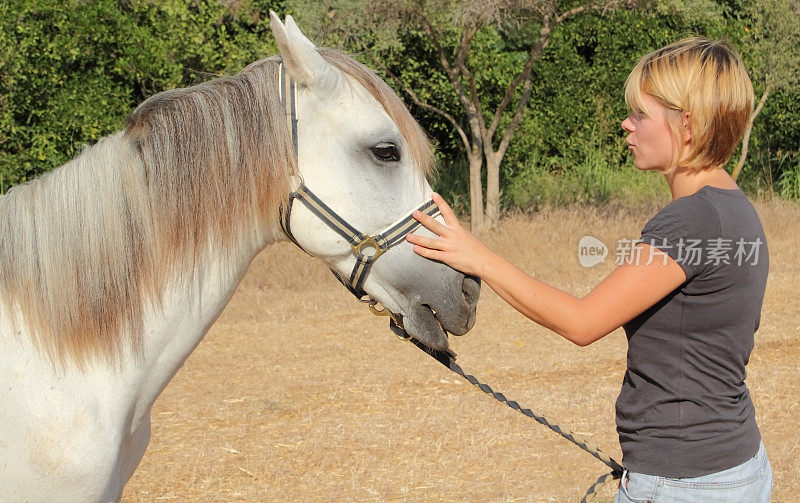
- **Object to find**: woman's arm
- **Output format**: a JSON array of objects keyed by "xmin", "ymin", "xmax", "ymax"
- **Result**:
[{"xmin": 407, "ymin": 193, "xmax": 687, "ymax": 346}]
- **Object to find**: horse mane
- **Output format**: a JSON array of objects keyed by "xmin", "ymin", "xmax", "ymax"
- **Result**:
[{"xmin": 0, "ymin": 50, "xmax": 432, "ymax": 369}]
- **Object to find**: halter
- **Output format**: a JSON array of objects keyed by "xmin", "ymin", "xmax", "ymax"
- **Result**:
[{"xmin": 277, "ymin": 62, "xmax": 440, "ymax": 334}]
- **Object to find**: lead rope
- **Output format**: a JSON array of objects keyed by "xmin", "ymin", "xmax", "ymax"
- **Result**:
[{"xmin": 405, "ymin": 335, "xmax": 623, "ymax": 501}]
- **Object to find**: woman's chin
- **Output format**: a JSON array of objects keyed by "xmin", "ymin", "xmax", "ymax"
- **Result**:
[{"xmin": 633, "ymin": 162, "xmax": 662, "ymax": 172}]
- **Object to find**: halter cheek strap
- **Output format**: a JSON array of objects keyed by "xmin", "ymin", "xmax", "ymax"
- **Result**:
[
  {"xmin": 283, "ymin": 185, "xmax": 440, "ymax": 298},
  {"xmin": 277, "ymin": 62, "xmax": 440, "ymax": 311}
]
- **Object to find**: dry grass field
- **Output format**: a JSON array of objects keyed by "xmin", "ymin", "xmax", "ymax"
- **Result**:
[{"xmin": 122, "ymin": 198, "xmax": 799, "ymax": 503}]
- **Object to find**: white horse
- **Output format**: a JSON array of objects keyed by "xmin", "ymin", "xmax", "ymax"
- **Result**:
[{"xmin": 0, "ymin": 13, "xmax": 479, "ymax": 502}]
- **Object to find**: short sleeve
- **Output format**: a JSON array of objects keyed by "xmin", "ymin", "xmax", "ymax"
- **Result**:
[{"xmin": 638, "ymin": 196, "xmax": 720, "ymax": 280}]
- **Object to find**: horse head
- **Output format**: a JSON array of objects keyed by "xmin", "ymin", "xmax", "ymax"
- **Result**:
[{"xmin": 269, "ymin": 13, "xmax": 480, "ymax": 354}]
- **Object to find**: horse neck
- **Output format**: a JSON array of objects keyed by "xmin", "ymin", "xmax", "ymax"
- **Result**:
[
  {"xmin": 2, "ymin": 129, "xmax": 283, "ymax": 413},
  {"xmin": 131, "ymin": 161, "xmax": 293, "ymax": 390},
  {"xmin": 129, "ymin": 239, "xmax": 264, "ymax": 413}
]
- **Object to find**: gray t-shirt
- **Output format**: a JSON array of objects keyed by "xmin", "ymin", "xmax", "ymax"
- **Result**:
[{"xmin": 616, "ymin": 185, "xmax": 769, "ymax": 478}]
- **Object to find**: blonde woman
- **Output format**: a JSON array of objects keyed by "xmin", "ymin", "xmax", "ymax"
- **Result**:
[{"xmin": 408, "ymin": 38, "xmax": 772, "ymax": 502}]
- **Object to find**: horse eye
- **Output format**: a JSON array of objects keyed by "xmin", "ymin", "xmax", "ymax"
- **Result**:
[{"xmin": 371, "ymin": 143, "xmax": 400, "ymax": 163}]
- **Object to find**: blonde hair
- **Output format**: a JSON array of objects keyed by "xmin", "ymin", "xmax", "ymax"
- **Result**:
[
  {"xmin": 624, "ymin": 37, "xmax": 754, "ymax": 172},
  {"xmin": 0, "ymin": 50, "xmax": 433, "ymax": 369}
]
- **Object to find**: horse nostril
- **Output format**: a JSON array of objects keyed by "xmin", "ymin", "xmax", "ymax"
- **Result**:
[{"xmin": 461, "ymin": 274, "xmax": 481, "ymax": 306}]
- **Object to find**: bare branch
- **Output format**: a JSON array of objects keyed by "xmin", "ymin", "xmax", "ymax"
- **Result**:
[
  {"xmin": 456, "ymin": 16, "xmax": 487, "ymax": 128},
  {"xmin": 557, "ymin": 1, "xmax": 602, "ymax": 23},
  {"xmin": 415, "ymin": 3, "xmax": 483, "ymax": 145},
  {"xmin": 454, "ymin": 16, "xmax": 483, "ymax": 71},
  {"xmin": 497, "ymin": 64, "xmax": 535, "ymax": 159},
  {"xmin": 558, "ymin": 0, "xmax": 634, "ymax": 23},
  {"xmin": 455, "ymin": 26, "xmax": 489, "ymax": 139},
  {"xmin": 487, "ymin": 0, "xmax": 627, "ymax": 139},
  {"xmin": 415, "ymin": 2, "xmax": 459, "ymax": 81},
  {"xmin": 487, "ymin": 18, "xmax": 553, "ymax": 138}
]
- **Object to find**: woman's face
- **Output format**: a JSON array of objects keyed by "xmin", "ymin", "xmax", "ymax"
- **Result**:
[{"xmin": 621, "ymin": 93, "xmax": 681, "ymax": 172}]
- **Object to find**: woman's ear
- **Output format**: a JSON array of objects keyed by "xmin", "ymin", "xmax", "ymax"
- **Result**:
[{"xmin": 682, "ymin": 111, "xmax": 692, "ymax": 145}]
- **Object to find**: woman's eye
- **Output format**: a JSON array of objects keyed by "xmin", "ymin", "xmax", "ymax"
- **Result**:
[{"xmin": 371, "ymin": 143, "xmax": 400, "ymax": 162}]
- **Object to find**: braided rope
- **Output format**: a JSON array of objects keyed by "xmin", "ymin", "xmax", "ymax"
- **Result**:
[
  {"xmin": 408, "ymin": 337, "xmax": 623, "ymax": 501},
  {"xmin": 447, "ymin": 357, "xmax": 623, "ymax": 473},
  {"xmin": 581, "ymin": 471, "xmax": 620, "ymax": 502}
]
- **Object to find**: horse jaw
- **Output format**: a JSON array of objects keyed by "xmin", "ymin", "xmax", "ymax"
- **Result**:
[
  {"xmin": 403, "ymin": 303, "xmax": 450, "ymax": 351},
  {"xmin": 364, "ymin": 262, "xmax": 480, "ymax": 354}
]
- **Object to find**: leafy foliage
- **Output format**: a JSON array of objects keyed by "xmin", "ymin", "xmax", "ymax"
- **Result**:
[
  {"xmin": 1, "ymin": 0, "xmax": 798, "ymax": 203},
  {"xmin": 0, "ymin": 0, "xmax": 285, "ymax": 189}
]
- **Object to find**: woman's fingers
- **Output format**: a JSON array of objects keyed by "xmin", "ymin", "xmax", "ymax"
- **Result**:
[
  {"xmin": 431, "ymin": 192, "xmax": 459, "ymax": 228},
  {"xmin": 408, "ymin": 194, "xmax": 486, "ymax": 276},
  {"xmin": 414, "ymin": 193, "xmax": 461, "ymax": 236},
  {"xmin": 413, "ymin": 207, "xmax": 449, "ymax": 236},
  {"xmin": 406, "ymin": 233, "xmax": 444, "ymax": 250},
  {"xmin": 411, "ymin": 244, "xmax": 445, "ymax": 262}
]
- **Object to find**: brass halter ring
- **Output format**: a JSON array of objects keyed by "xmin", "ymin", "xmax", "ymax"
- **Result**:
[
  {"xmin": 367, "ymin": 300, "xmax": 410, "ymax": 340},
  {"xmin": 351, "ymin": 235, "xmax": 387, "ymax": 261}
]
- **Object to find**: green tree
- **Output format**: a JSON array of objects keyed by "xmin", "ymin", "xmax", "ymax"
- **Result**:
[
  {"xmin": 294, "ymin": 0, "xmax": 640, "ymax": 232},
  {"xmin": 732, "ymin": 0, "xmax": 800, "ymax": 181},
  {"xmin": 0, "ymin": 0, "xmax": 286, "ymax": 190}
]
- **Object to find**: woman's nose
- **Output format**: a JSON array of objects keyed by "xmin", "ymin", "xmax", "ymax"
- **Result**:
[{"xmin": 621, "ymin": 115, "xmax": 635, "ymax": 133}]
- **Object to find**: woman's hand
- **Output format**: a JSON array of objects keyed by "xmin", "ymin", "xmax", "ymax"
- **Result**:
[
  {"xmin": 406, "ymin": 192, "xmax": 493, "ymax": 277},
  {"xmin": 408, "ymin": 194, "xmax": 688, "ymax": 346}
]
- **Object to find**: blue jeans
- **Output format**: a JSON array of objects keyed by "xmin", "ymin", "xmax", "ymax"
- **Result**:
[{"xmin": 615, "ymin": 441, "xmax": 772, "ymax": 503}]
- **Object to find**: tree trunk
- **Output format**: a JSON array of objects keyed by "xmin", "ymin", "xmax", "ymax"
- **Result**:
[
  {"xmin": 485, "ymin": 149, "xmax": 501, "ymax": 230},
  {"xmin": 733, "ymin": 86, "xmax": 770, "ymax": 181},
  {"xmin": 468, "ymin": 149, "xmax": 485, "ymax": 234},
  {"xmin": 409, "ymin": 1, "xmax": 627, "ymax": 230}
]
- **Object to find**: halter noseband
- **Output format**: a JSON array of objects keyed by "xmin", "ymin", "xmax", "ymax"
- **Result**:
[{"xmin": 277, "ymin": 62, "xmax": 440, "ymax": 334}]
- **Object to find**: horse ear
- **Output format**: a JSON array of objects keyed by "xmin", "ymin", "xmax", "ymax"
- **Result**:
[{"xmin": 269, "ymin": 11, "xmax": 333, "ymax": 89}]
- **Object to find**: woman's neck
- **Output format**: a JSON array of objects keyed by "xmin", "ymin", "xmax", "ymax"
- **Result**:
[{"xmin": 664, "ymin": 166, "xmax": 739, "ymax": 200}]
